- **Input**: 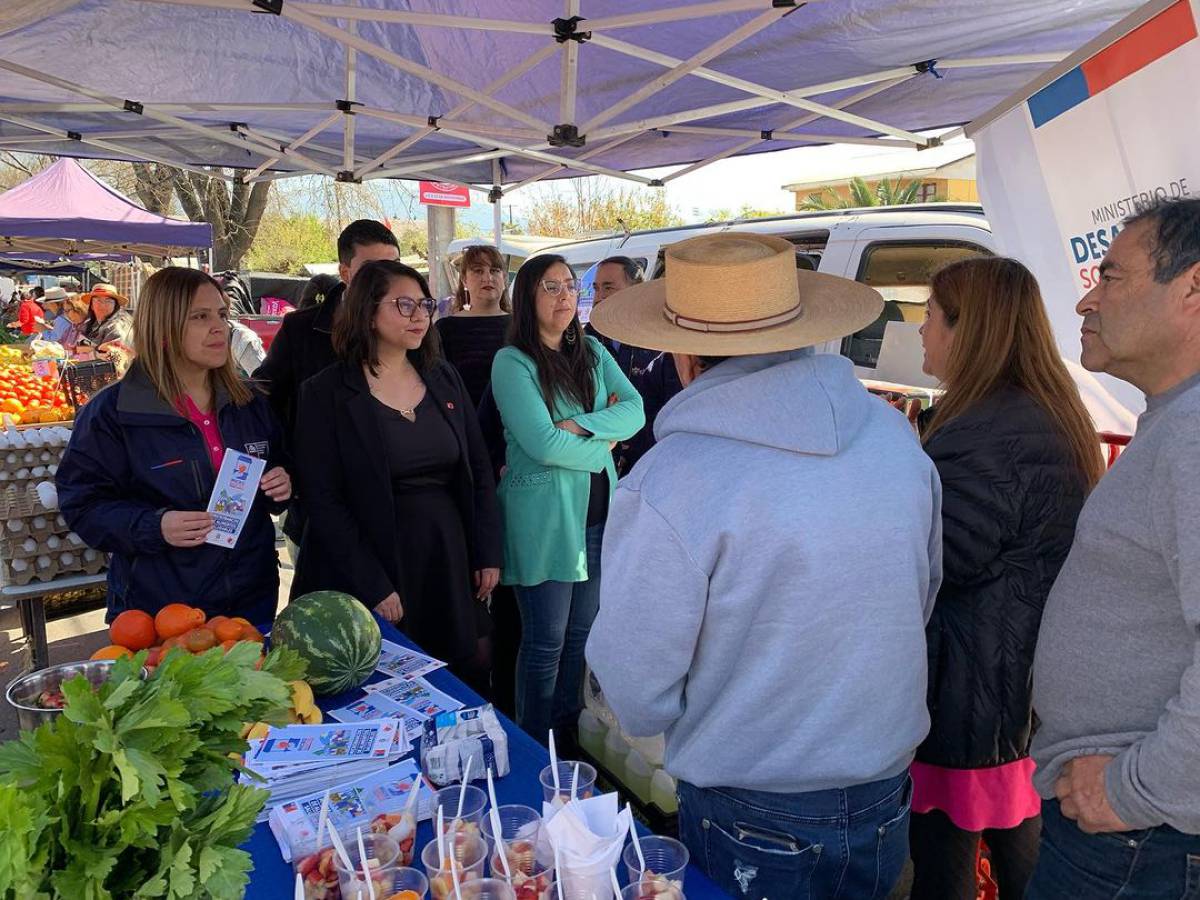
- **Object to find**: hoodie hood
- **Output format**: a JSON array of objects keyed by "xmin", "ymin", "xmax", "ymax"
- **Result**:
[{"xmin": 655, "ymin": 347, "xmax": 871, "ymax": 456}]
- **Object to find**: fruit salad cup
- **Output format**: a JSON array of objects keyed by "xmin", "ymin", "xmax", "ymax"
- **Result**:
[
  {"xmin": 538, "ymin": 762, "xmax": 596, "ymax": 806},
  {"xmin": 333, "ymin": 833, "xmax": 401, "ymax": 900},
  {"xmin": 457, "ymin": 878, "xmax": 517, "ymax": 900},
  {"xmin": 620, "ymin": 880, "xmax": 686, "ymax": 900},
  {"xmin": 371, "ymin": 810, "xmax": 418, "ymax": 866},
  {"xmin": 432, "ymin": 784, "xmax": 488, "ymax": 863},
  {"xmin": 421, "ymin": 833, "xmax": 488, "ymax": 900},
  {"xmin": 622, "ymin": 837, "xmax": 688, "ymax": 900},
  {"xmin": 292, "ymin": 842, "xmax": 342, "ymax": 900},
  {"xmin": 489, "ymin": 851, "xmax": 553, "ymax": 900},
  {"xmin": 377, "ymin": 866, "xmax": 429, "ymax": 900}
]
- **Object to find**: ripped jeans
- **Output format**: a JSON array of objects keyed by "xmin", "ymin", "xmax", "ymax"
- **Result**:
[{"xmin": 677, "ymin": 772, "xmax": 911, "ymax": 900}]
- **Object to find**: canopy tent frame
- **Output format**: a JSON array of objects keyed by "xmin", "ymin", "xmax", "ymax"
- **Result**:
[{"xmin": 0, "ymin": 0, "xmax": 1115, "ymax": 208}]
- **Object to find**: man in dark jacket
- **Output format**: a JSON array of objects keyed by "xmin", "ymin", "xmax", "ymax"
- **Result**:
[
  {"xmin": 253, "ymin": 219, "xmax": 400, "ymax": 543},
  {"xmin": 585, "ymin": 256, "xmax": 683, "ymax": 476}
]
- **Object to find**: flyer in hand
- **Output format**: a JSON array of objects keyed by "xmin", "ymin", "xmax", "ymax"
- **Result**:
[{"xmin": 204, "ymin": 448, "xmax": 266, "ymax": 548}]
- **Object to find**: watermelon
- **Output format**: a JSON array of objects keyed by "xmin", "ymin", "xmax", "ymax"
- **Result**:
[{"xmin": 272, "ymin": 591, "xmax": 382, "ymax": 695}]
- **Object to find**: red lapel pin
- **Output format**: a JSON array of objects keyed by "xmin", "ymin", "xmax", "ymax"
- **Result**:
[{"xmin": 447, "ymin": 401, "xmax": 455, "ymax": 410}]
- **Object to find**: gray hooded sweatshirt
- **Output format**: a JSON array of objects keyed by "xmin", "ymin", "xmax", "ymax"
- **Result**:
[{"xmin": 586, "ymin": 348, "xmax": 942, "ymax": 794}]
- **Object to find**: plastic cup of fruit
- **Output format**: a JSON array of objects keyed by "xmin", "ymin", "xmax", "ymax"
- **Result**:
[
  {"xmin": 538, "ymin": 762, "xmax": 597, "ymax": 805},
  {"xmin": 334, "ymin": 832, "xmax": 401, "ymax": 900},
  {"xmin": 291, "ymin": 839, "xmax": 342, "ymax": 900},
  {"xmin": 480, "ymin": 804, "xmax": 542, "ymax": 866},
  {"xmin": 456, "ymin": 877, "xmax": 517, "ymax": 900},
  {"xmin": 377, "ymin": 865, "xmax": 429, "ymax": 899},
  {"xmin": 433, "ymin": 784, "xmax": 489, "ymax": 849},
  {"xmin": 622, "ymin": 836, "xmax": 688, "ymax": 891},
  {"xmin": 539, "ymin": 880, "xmax": 615, "ymax": 900},
  {"xmin": 489, "ymin": 850, "xmax": 553, "ymax": 900},
  {"xmin": 421, "ymin": 832, "xmax": 487, "ymax": 900},
  {"xmin": 620, "ymin": 881, "xmax": 685, "ymax": 900},
  {"xmin": 371, "ymin": 810, "xmax": 418, "ymax": 866}
]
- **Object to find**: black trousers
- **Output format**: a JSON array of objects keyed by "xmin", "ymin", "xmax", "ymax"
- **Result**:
[{"xmin": 909, "ymin": 808, "xmax": 1041, "ymax": 900}]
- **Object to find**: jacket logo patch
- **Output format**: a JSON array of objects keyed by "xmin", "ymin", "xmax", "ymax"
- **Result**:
[{"xmin": 244, "ymin": 441, "xmax": 269, "ymax": 459}]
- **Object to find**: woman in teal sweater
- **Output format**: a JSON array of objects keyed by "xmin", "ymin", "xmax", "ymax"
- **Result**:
[{"xmin": 491, "ymin": 254, "xmax": 644, "ymax": 742}]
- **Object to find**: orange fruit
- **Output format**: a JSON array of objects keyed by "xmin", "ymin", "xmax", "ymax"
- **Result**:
[
  {"xmin": 385, "ymin": 892, "xmax": 420, "ymax": 900},
  {"xmin": 240, "ymin": 626, "xmax": 265, "ymax": 644},
  {"xmin": 91, "ymin": 645, "xmax": 133, "ymax": 661},
  {"xmin": 109, "ymin": 610, "xmax": 156, "ymax": 651},
  {"xmin": 213, "ymin": 619, "xmax": 245, "ymax": 643},
  {"xmin": 207, "ymin": 615, "xmax": 230, "ymax": 629},
  {"xmin": 220, "ymin": 639, "xmax": 239, "ymax": 652},
  {"xmin": 184, "ymin": 627, "xmax": 217, "ymax": 653},
  {"xmin": 155, "ymin": 604, "xmax": 205, "ymax": 641},
  {"xmin": 145, "ymin": 646, "xmax": 163, "ymax": 667},
  {"xmin": 161, "ymin": 634, "xmax": 183, "ymax": 651}
]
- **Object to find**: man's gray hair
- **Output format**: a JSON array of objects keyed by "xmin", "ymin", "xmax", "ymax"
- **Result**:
[{"xmin": 1124, "ymin": 197, "xmax": 1200, "ymax": 284}]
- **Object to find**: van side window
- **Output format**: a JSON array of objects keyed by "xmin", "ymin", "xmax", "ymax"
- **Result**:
[{"xmin": 843, "ymin": 241, "xmax": 990, "ymax": 369}]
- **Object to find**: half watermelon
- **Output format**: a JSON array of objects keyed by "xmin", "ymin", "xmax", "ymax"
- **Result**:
[{"xmin": 272, "ymin": 591, "xmax": 382, "ymax": 695}]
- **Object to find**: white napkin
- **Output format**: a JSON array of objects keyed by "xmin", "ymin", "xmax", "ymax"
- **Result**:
[{"xmin": 544, "ymin": 792, "xmax": 631, "ymax": 896}]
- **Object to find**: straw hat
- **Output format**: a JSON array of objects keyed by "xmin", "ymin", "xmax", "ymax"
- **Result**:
[
  {"xmin": 588, "ymin": 232, "xmax": 883, "ymax": 356},
  {"xmin": 80, "ymin": 283, "xmax": 130, "ymax": 308}
]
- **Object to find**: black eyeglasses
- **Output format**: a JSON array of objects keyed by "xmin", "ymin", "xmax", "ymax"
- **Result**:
[{"xmin": 380, "ymin": 295, "xmax": 437, "ymax": 319}]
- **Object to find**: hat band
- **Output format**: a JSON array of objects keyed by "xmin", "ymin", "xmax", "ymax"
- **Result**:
[{"xmin": 663, "ymin": 301, "xmax": 803, "ymax": 334}]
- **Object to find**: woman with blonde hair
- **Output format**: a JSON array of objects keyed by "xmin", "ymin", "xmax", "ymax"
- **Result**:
[
  {"xmin": 908, "ymin": 256, "xmax": 1104, "ymax": 899},
  {"xmin": 436, "ymin": 244, "xmax": 512, "ymax": 408},
  {"xmin": 57, "ymin": 267, "xmax": 292, "ymax": 625}
]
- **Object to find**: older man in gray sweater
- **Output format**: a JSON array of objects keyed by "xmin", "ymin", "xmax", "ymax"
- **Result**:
[{"xmin": 1029, "ymin": 199, "xmax": 1200, "ymax": 899}]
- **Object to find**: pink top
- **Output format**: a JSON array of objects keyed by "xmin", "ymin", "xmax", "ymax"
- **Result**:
[
  {"xmin": 179, "ymin": 395, "xmax": 224, "ymax": 473},
  {"xmin": 910, "ymin": 758, "xmax": 1042, "ymax": 832}
]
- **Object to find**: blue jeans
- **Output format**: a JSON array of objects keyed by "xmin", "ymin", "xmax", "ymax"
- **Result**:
[
  {"xmin": 514, "ymin": 524, "xmax": 603, "ymax": 741},
  {"xmin": 1026, "ymin": 799, "xmax": 1200, "ymax": 899},
  {"xmin": 678, "ymin": 772, "xmax": 911, "ymax": 900}
]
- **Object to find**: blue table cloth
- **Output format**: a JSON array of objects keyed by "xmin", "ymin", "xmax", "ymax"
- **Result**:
[{"xmin": 242, "ymin": 615, "xmax": 728, "ymax": 899}]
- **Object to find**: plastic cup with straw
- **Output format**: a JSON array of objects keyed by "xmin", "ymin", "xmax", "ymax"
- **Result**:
[
  {"xmin": 451, "ymin": 851, "xmax": 464, "ymax": 900},
  {"xmin": 571, "ymin": 763, "xmax": 580, "ymax": 803},
  {"xmin": 548, "ymin": 731, "xmax": 562, "ymax": 797},
  {"xmin": 626, "ymin": 806, "xmax": 646, "ymax": 876},
  {"xmin": 357, "ymin": 826, "xmax": 377, "ymax": 900},
  {"xmin": 294, "ymin": 872, "xmax": 303, "ymax": 900},
  {"xmin": 438, "ymin": 806, "xmax": 447, "ymax": 871}
]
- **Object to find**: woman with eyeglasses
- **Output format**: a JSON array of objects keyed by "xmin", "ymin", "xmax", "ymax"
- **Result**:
[
  {"xmin": 291, "ymin": 260, "xmax": 502, "ymax": 690},
  {"xmin": 490, "ymin": 254, "xmax": 644, "ymax": 743}
]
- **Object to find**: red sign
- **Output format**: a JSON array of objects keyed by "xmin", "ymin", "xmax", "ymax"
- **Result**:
[{"xmin": 419, "ymin": 181, "xmax": 471, "ymax": 208}]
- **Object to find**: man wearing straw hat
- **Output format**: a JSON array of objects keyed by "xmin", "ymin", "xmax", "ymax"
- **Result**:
[{"xmin": 586, "ymin": 232, "xmax": 942, "ymax": 900}]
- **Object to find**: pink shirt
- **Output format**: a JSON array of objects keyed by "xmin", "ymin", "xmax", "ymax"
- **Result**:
[
  {"xmin": 179, "ymin": 395, "xmax": 225, "ymax": 472},
  {"xmin": 910, "ymin": 758, "xmax": 1042, "ymax": 832}
]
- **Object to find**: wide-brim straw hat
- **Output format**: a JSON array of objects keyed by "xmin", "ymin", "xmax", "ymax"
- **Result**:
[
  {"xmin": 80, "ymin": 283, "xmax": 130, "ymax": 308},
  {"xmin": 589, "ymin": 232, "xmax": 883, "ymax": 356}
]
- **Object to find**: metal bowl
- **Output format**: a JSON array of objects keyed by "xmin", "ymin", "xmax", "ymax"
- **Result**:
[{"xmin": 5, "ymin": 659, "xmax": 125, "ymax": 731}]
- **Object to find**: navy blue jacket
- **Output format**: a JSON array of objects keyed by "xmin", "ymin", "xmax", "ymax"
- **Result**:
[{"xmin": 56, "ymin": 363, "xmax": 286, "ymax": 625}]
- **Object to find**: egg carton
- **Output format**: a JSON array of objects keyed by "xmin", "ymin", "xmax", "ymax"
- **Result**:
[
  {"xmin": 3, "ymin": 511, "xmax": 70, "ymax": 542},
  {"xmin": 0, "ymin": 425, "xmax": 72, "ymax": 455},
  {"xmin": 0, "ymin": 480, "xmax": 61, "ymax": 518},
  {"xmin": 0, "ymin": 548, "xmax": 106, "ymax": 587},
  {"xmin": 0, "ymin": 447, "xmax": 62, "ymax": 469},
  {"xmin": 1, "ymin": 530, "xmax": 84, "ymax": 562}
]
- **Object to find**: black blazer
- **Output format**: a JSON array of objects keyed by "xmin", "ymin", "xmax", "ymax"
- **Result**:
[
  {"xmin": 290, "ymin": 358, "xmax": 502, "ymax": 608},
  {"xmin": 917, "ymin": 386, "xmax": 1087, "ymax": 768}
]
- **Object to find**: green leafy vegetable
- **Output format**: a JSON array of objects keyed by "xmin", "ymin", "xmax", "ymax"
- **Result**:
[{"xmin": 0, "ymin": 645, "xmax": 307, "ymax": 899}]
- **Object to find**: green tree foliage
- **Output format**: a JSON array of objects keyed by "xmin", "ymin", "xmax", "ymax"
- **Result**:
[
  {"xmin": 798, "ymin": 176, "xmax": 932, "ymax": 210},
  {"xmin": 525, "ymin": 180, "xmax": 682, "ymax": 238}
]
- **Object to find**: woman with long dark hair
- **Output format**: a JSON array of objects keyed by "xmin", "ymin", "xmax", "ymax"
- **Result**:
[
  {"xmin": 490, "ymin": 254, "xmax": 644, "ymax": 742},
  {"xmin": 436, "ymin": 244, "xmax": 512, "ymax": 408},
  {"xmin": 292, "ymin": 260, "xmax": 501, "ymax": 689},
  {"xmin": 908, "ymin": 257, "xmax": 1104, "ymax": 899}
]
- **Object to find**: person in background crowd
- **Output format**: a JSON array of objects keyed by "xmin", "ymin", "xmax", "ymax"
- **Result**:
[
  {"xmin": 228, "ymin": 318, "xmax": 266, "ymax": 379},
  {"xmin": 586, "ymin": 255, "xmax": 683, "ymax": 475},
  {"xmin": 58, "ymin": 294, "xmax": 90, "ymax": 354},
  {"xmin": 907, "ymin": 257, "xmax": 1103, "ymax": 900},
  {"xmin": 587, "ymin": 233, "xmax": 940, "ymax": 900},
  {"xmin": 291, "ymin": 260, "xmax": 501, "ymax": 691},
  {"xmin": 79, "ymin": 283, "xmax": 134, "ymax": 353},
  {"xmin": 436, "ymin": 245, "xmax": 512, "ymax": 409},
  {"xmin": 436, "ymin": 244, "xmax": 517, "ymax": 708},
  {"xmin": 1027, "ymin": 199, "xmax": 1200, "ymax": 900},
  {"xmin": 297, "ymin": 273, "xmax": 340, "ymax": 311},
  {"xmin": 39, "ymin": 287, "xmax": 70, "ymax": 341},
  {"xmin": 10, "ymin": 289, "xmax": 44, "ymax": 337},
  {"xmin": 491, "ymin": 254, "xmax": 643, "ymax": 744},
  {"xmin": 56, "ymin": 267, "xmax": 291, "ymax": 625},
  {"xmin": 254, "ymin": 219, "xmax": 401, "ymax": 551}
]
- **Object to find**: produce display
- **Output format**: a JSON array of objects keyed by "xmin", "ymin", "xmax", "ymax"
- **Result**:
[
  {"xmin": 93, "ymin": 604, "xmax": 269, "ymax": 667},
  {"xmin": 272, "ymin": 591, "xmax": 382, "ymax": 695},
  {"xmin": 0, "ymin": 364, "xmax": 72, "ymax": 424},
  {"xmin": 0, "ymin": 641, "xmax": 307, "ymax": 898}
]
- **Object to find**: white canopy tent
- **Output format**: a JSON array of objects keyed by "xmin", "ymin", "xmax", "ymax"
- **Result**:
[{"xmin": 0, "ymin": 0, "xmax": 1141, "ymax": 198}]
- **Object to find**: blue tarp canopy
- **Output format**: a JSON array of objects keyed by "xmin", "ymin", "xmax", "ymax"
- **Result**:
[{"xmin": 0, "ymin": 0, "xmax": 1140, "ymax": 192}]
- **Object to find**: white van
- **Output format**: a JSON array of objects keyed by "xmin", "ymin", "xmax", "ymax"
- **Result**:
[{"xmin": 531, "ymin": 203, "xmax": 995, "ymax": 392}]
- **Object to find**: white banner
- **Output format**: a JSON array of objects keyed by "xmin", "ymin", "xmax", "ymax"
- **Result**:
[{"xmin": 971, "ymin": 0, "xmax": 1199, "ymax": 431}]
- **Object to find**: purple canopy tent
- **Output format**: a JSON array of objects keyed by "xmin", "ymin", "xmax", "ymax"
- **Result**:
[
  {"xmin": 0, "ymin": 157, "xmax": 212, "ymax": 257},
  {"xmin": 0, "ymin": 1, "xmax": 1141, "ymax": 198}
]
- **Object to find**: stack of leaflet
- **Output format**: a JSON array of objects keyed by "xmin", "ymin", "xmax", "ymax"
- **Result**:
[
  {"xmin": 269, "ymin": 753, "xmax": 438, "ymax": 861},
  {"xmin": 241, "ymin": 719, "xmax": 407, "ymax": 819}
]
